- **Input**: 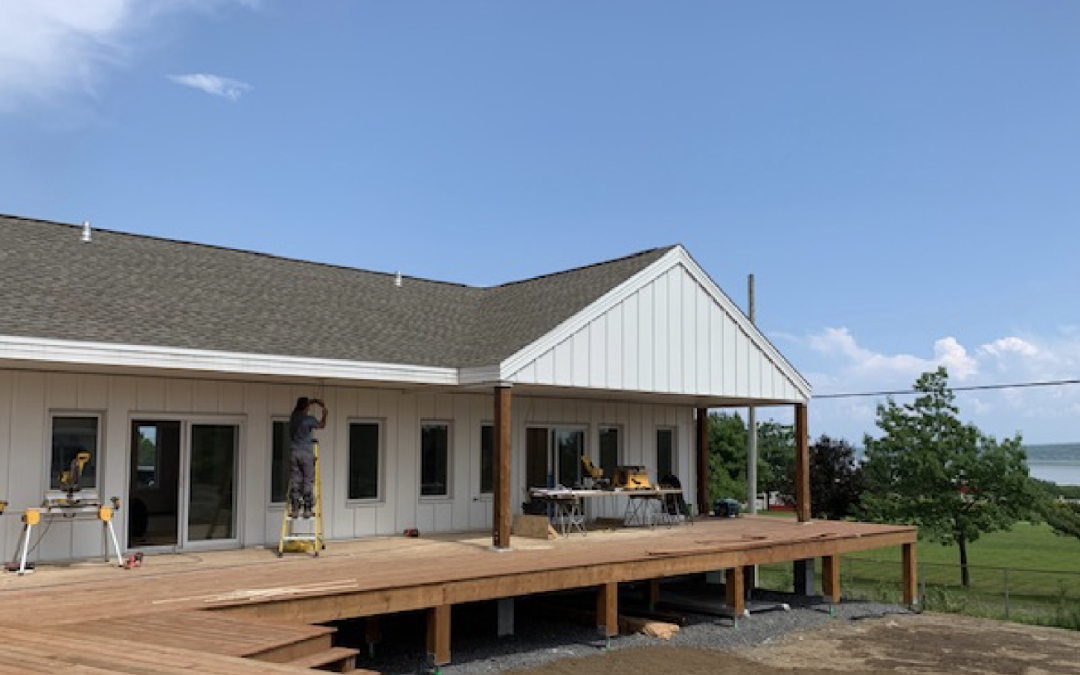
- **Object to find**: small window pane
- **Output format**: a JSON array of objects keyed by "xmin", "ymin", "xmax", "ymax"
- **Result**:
[
  {"xmin": 480, "ymin": 425, "xmax": 494, "ymax": 494},
  {"xmin": 555, "ymin": 429, "xmax": 584, "ymax": 488},
  {"xmin": 271, "ymin": 421, "xmax": 289, "ymax": 503},
  {"xmin": 349, "ymin": 422, "xmax": 381, "ymax": 500},
  {"xmin": 51, "ymin": 417, "xmax": 98, "ymax": 490},
  {"xmin": 599, "ymin": 427, "xmax": 619, "ymax": 478},
  {"xmin": 421, "ymin": 423, "xmax": 450, "ymax": 497},
  {"xmin": 657, "ymin": 428, "xmax": 674, "ymax": 481}
]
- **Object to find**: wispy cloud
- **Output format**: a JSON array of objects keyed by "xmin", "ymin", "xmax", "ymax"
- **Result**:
[
  {"xmin": 169, "ymin": 73, "xmax": 251, "ymax": 101},
  {"xmin": 0, "ymin": 0, "xmax": 256, "ymax": 112}
]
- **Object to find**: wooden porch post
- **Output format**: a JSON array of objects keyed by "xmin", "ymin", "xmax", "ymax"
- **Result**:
[
  {"xmin": 794, "ymin": 402, "xmax": 811, "ymax": 522},
  {"xmin": 597, "ymin": 582, "xmax": 618, "ymax": 637},
  {"xmin": 822, "ymin": 555, "xmax": 840, "ymax": 603},
  {"xmin": 903, "ymin": 543, "xmax": 918, "ymax": 606},
  {"xmin": 725, "ymin": 567, "xmax": 745, "ymax": 615},
  {"xmin": 696, "ymin": 407, "xmax": 709, "ymax": 516},
  {"xmin": 494, "ymin": 385, "xmax": 513, "ymax": 549},
  {"xmin": 427, "ymin": 604, "xmax": 451, "ymax": 666}
]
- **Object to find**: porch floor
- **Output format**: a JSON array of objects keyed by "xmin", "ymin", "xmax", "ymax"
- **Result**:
[{"xmin": 0, "ymin": 516, "xmax": 916, "ymax": 672}]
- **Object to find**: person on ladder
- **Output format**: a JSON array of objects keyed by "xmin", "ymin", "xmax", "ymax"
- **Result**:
[{"xmin": 289, "ymin": 397, "xmax": 327, "ymax": 519}]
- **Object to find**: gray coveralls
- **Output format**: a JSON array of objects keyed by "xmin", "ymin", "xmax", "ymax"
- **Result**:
[{"xmin": 289, "ymin": 411, "xmax": 320, "ymax": 512}]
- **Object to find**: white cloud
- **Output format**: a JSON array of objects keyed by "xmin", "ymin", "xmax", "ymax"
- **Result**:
[
  {"xmin": 808, "ymin": 327, "xmax": 978, "ymax": 385},
  {"xmin": 0, "ymin": 0, "xmax": 255, "ymax": 111},
  {"xmin": 169, "ymin": 73, "xmax": 251, "ymax": 101},
  {"xmin": 979, "ymin": 337, "xmax": 1039, "ymax": 359}
]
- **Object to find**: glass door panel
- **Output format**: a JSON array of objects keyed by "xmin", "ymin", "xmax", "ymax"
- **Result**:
[
  {"xmin": 187, "ymin": 424, "xmax": 238, "ymax": 542},
  {"xmin": 129, "ymin": 421, "xmax": 181, "ymax": 548},
  {"xmin": 526, "ymin": 428, "xmax": 550, "ymax": 489},
  {"xmin": 555, "ymin": 429, "xmax": 585, "ymax": 489}
]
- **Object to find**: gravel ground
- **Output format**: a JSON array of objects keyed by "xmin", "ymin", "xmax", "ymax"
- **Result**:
[{"xmin": 345, "ymin": 581, "xmax": 914, "ymax": 675}]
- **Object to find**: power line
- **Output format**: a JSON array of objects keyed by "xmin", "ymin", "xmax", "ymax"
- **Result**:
[{"xmin": 813, "ymin": 378, "xmax": 1080, "ymax": 400}]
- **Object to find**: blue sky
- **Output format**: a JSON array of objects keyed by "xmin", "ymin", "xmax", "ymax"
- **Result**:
[{"xmin": 1, "ymin": 1, "xmax": 1078, "ymax": 444}]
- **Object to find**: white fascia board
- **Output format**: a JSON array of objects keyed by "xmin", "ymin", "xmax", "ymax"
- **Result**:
[
  {"xmin": 0, "ymin": 335, "xmax": 460, "ymax": 385},
  {"xmin": 498, "ymin": 245, "xmax": 813, "ymax": 401}
]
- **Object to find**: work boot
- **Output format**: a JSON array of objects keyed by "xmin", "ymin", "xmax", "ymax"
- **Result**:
[
  {"xmin": 289, "ymin": 498, "xmax": 302, "ymax": 519},
  {"xmin": 302, "ymin": 504, "xmax": 313, "ymax": 519}
]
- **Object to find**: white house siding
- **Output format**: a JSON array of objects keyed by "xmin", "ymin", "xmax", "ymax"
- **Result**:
[
  {"xmin": 507, "ymin": 263, "xmax": 804, "ymax": 403},
  {"xmin": 0, "ymin": 368, "xmax": 693, "ymax": 562}
]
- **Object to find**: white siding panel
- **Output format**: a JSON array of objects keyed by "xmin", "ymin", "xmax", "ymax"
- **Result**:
[
  {"xmin": 589, "ymin": 314, "xmax": 605, "ymax": 387},
  {"xmin": 78, "ymin": 375, "xmax": 110, "ymax": 410},
  {"xmin": 667, "ymin": 267, "xmax": 682, "ymax": 393},
  {"xmin": 709, "ymin": 305, "xmax": 723, "ymax": 395},
  {"xmin": 654, "ymin": 273, "xmax": 669, "ymax": 392},
  {"xmin": 696, "ymin": 286, "xmax": 710, "ymax": 394},
  {"xmin": 623, "ymin": 292, "xmax": 639, "ymax": 391},
  {"xmin": 536, "ymin": 349, "xmax": 555, "ymax": 384},
  {"xmin": 607, "ymin": 304, "xmax": 623, "ymax": 390},
  {"xmin": 682, "ymin": 269, "xmax": 697, "ymax": 394},
  {"xmin": 554, "ymin": 337, "xmax": 573, "ymax": 383},
  {"xmin": 736, "ymin": 329, "xmax": 749, "ymax": 397},
  {"xmin": 638, "ymin": 286, "xmax": 654, "ymax": 391},
  {"xmin": 723, "ymin": 315, "xmax": 737, "ymax": 393},
  {"xmin": 137, "ymin": 378, "xmax": 166, "ymax": 412},
  {"xmin": 572, "ymin": 327, "xmax": 589, "ymax": 388}
]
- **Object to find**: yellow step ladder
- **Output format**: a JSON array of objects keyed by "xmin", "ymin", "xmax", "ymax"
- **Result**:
[{"xmin": 278, "ymin": 439, "xmax": 325, "ymax": 557}]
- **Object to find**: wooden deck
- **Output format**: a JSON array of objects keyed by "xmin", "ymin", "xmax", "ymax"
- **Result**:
[{"xmin": 0, "ymin": 516, "xmax": 916, "ymax": 671}]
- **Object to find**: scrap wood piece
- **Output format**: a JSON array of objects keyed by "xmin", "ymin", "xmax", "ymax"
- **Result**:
[{"xmin": 153, "ymin": 579, "xmax": 360, "ymax": 605}]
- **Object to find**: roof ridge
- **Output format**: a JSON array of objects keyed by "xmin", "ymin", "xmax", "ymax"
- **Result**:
[
  {"xmin": 0, "ymin": 213, "xmax": 480, "ymax": 290},
  {"xmin": 489, "ymin": 245, "xmax": 677, "ymax": 289}
]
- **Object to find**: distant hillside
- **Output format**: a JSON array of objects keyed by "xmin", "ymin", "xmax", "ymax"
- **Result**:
[{"xmin": 1024, "ymin": 443, "xmax": 1080, "ymax": 462}]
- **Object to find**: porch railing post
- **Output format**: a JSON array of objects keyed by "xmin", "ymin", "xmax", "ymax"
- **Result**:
[{"xmin": 696, "ymin": 407, "xmax": 709, "ymax": 516}]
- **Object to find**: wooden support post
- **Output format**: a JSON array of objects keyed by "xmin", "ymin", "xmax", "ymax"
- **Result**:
[
  {"xmin": 647, "ymin": 578, "xmax": 661, "ymax": 610},
  {"xmin": 365, "ymin": 616, "xmax": 381, "ymax": 657},
  {"xmin": 725, "ymin": 567, "xmax": 745, "ymax": 616},
  {"xmin": 794, "ymin": 403, "xmax": 811, "ymax": 522},
  {"xmin": 696, "ymin": 407, "xmax": 709, "ymax": 516},
  {"xmin": 743, "ymin": 564, "xmax": 757, "ymax": 594},
  {"xmin": 497, "ymin": 598, "xmax": 514, "ymax": 637},
  {"xmin": 597, "ymin": 582, "xmax": 618, "ymax": 637},
  {"xmin": 822, "ymin": 555, "xmax": 840, "ymax": 603},
  {"xmin": 903, "ymin": 543, "xmax": 918, "ymax": 606},
  {"xmin": 427, "ymin": 604, "xmax": 451, "ymax": 666},
  {"xmin": 493, "ymin": 385, "xmax": 513, "ymax": 549}
]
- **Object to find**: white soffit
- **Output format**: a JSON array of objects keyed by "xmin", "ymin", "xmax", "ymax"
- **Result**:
[{"xmin": 500, "ymin": 246, "xmax": 812, "ymax": 403}]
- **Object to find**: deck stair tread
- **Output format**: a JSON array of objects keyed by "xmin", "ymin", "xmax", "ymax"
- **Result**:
[
  {"xmin": 286, "ymin": 645, "xmax": 362, "ymax": 669},
  {"xmin": 0, "ymin": 625, "xmax": 316, "ymax": 674},
  {"xmin": 50, "ymin": 609, "xmax": 336, "ymax": 658}
]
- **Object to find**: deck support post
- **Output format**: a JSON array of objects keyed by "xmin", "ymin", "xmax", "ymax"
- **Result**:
[
  {"xmin": 597, "ymin": 582, "xmax": 618, "ymax": 637},
  {"xmin": 497, "ymin": 598, "xmax": 515, "ymax": 637},
  {"xmin": 493, "ymin": 385, "xmax": 513, "ymax": 549},
  {"xmin": 427, "ymin": 604, "xmax": 451, "ymax": 667},
  {"xmin": 822, "ymin": 555, "xmax": 840, "ymax": 604},
  {"xmin": 696, "ymin": 407, "xmax": 709, "ymax": 516},
  {"xmin": 903, "ymin": 543, "xmax": 918, "ymax": 606},
  {"xmin": 794, "ymin": 402, "xmax": 810, "ymax": 522},
  {"xmin": 725, "ymin": 567, "xmax": 745, "ymax": 616},
  {"xmin": 647, "ymin": 578, "xmax": 661, "ymax": 611},
  {"xmin": 365, "ymin": 616, "xmax": 381, "ymax": 657},
  {"xmin": 794, "ymin": 559, "xmax": 815, "ymax": 598}
]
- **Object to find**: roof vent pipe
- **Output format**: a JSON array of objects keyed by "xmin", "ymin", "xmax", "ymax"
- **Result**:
[
  {"xmin": 394, "ymin": 271, "xmax": 402, "ymax": 288},
  {"xmin": 81, "ymin": 220, "xmax": 92, "ymax": 243}
]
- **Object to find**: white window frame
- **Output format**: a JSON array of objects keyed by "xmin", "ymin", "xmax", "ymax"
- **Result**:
[
  {"xmin": 419, "ymin": 420, "xmax": 453, "ymax": 501},
  {"xmin": 347, "ymin": 418, "xmax": 385, "ymax": 505},
  {"xmin": 46, "ymin": 411, "xmax": 104, "ymax": 497}
]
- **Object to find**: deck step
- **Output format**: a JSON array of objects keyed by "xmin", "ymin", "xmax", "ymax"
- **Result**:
[{"xmin": 286, "ymin": 646, "xmax": 363, "ymax": 672}]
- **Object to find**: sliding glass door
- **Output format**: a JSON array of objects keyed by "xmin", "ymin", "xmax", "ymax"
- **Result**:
[{"xmin": 187, "ymin": 424, "xmax": 238, "ymax": 542}]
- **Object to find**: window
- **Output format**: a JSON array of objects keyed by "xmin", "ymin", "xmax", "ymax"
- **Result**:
[
  {"xmin": 271, "ymin": 420, "xmax": 289, "ymax": 504},
  {"xmin": 421, "ymin": 422, "xmax": 450, "ymax": 497},
  {"xmin": 480, "ymin": 424, "xmax": 494, "ymax": 495},
  {"xmin": 555, "ymin": 428, "xmax": 585, "ymax": 488},
  {"xmin": 656, "ymin": 428, "xmax": 675, "ymax": 481},
  {"xmin": 349, "ymin": 422, "xmax": 381, "ymax": 501},
  {"xmin": 599, "ymin": 426, "xmax": 620, "ymax": 478},
  {"xmin": 50, "ymin": 415, "xmax": 100, "ymax": 490}
]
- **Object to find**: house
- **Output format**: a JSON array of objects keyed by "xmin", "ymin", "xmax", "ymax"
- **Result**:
[{"xmin": 0, "ymin": 214, "xmax": 811, "ymax": 563}]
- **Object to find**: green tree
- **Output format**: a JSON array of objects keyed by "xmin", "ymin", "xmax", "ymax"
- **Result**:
[
  {"xmin": 860, "ymin": 367, "xmax": 1036, "ymax": 587},
  {"xmin": 707, "ymin": 412, "xmax": 746, "ymax": 502},
  {"xmin": 1042, "ymin": 501, "xmax": 1080, "ymax": 541},
  {"xmin": 808, "ymin": 435, "xmax": 866, "ymax": 519},
  {"xmin": 758, "ymin": 421, "xmax": 794, "ymax": 508}
]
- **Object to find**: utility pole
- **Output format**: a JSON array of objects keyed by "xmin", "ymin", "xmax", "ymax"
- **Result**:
[{"xmin": 746, "ymin": 274, "xmax": 758, "ymax": 514}]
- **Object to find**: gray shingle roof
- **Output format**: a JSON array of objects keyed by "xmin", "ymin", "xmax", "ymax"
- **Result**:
[{"xmin": 0, "ymin": 215, "xmax": 671, "ymax": 368}]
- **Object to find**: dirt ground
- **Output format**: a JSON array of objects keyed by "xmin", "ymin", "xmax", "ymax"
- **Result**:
[{"xmin": 503, "ymin": 613, "xmax": 1080, "ymax": 675}]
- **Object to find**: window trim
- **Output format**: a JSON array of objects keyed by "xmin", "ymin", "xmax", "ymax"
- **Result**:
[
  {"xmin": 419, "ymin": 420, "xmax": 453, "ymax": 501},
  {"xmin": 47, "ymin": 411, "xmax": 104, "ymax": 495},
  {"xmin": 347, "ymin": 417, "xmax": 385, "ymax": 505}
]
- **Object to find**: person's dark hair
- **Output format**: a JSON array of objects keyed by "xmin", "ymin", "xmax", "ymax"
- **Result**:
[{"xmin": 294, "ymin": 397, "xmax": 310, "ymax": 413}]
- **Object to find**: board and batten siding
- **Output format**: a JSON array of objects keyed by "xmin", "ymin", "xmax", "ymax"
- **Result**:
[
  {"xmin": 506, "ymin": 262, "xmax": 804, "ymax": 402},
  {"xmin": 0, "ymin": 368, "xmax": 693, "ymax": 562}
]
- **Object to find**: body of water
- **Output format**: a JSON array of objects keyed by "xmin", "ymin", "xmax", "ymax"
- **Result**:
[{"xmin": 1028, "ymin": 461, "xmax": 1080, "ymax": 487}]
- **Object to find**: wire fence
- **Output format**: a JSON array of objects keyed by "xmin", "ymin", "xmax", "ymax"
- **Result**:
[{"xmin": 757, "ymin": 556, "xmax": 1080, "ymax": 630}]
